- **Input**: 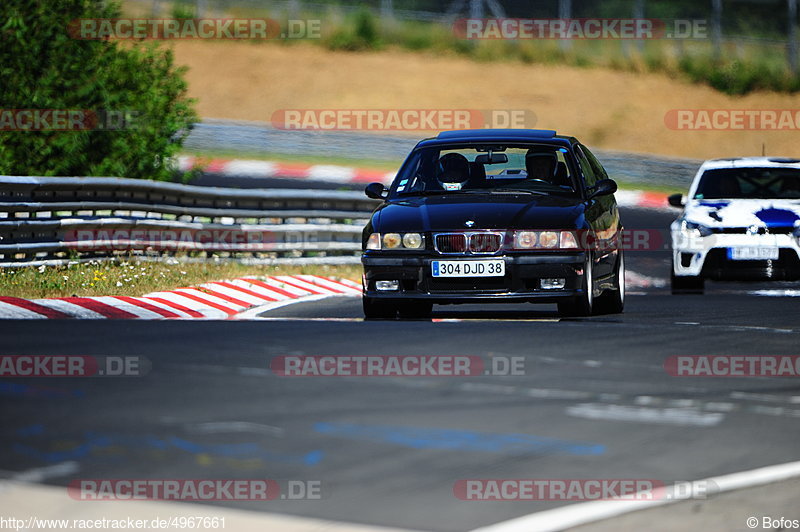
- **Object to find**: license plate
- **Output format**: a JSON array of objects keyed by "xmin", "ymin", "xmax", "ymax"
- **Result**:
[
  {"xmin": 728, "ymin": 247, "xmax": 780, "ymax": 260},
  {"xmin": 431, "ymin": 260, "xmax": 505, "ymax": 277}
]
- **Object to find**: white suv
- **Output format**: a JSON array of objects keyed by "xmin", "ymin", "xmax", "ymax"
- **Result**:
[{"xmin": 669, "ymin": 157, "xmax": 800, "ymax": 294}]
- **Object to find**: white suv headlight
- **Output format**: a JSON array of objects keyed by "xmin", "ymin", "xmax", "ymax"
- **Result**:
[{"xmin": 681, "ymin": 220, "xmax": 713, "ymax": 238}]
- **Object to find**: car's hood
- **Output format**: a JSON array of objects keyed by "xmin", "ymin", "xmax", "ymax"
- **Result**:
[
  {"xmin": 684, "ymin": 198, "xmax": 800, "ymax": 229},
  {"xmin": 373, "ymin": 193, "xmax": 586, "ymax": 232}
]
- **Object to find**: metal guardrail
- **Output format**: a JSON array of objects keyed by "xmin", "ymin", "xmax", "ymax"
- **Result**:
[{"xmin": 0, "ymin": 176, "xmax": 379, "ymax": 266}]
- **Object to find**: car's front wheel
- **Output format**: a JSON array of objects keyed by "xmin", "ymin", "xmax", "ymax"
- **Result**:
[
  {"xmin": 671, "ymin": 267, "xmax": 704, "ymax": 295},
  {"xmin": 362, "ymin": 297, "xmax": 398, "ymax": 319},
  {"xmin": 594, "ymin": 252, "xmax": 625, "ymax": 315},
  {"xmin": 558, "ymin": 256, "xmax": 594, "ymax": 317}
]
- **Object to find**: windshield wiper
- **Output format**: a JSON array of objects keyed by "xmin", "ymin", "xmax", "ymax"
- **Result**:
[
  {"xmin": 397, "ymin": 190, "xmax": 459, "ymax": 197},
  {"xmin": 489, "ymin": 188, "xmax": 547, "ymax": 195}
]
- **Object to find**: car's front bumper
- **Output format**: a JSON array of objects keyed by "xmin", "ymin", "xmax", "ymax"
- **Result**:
[
  {"xmin": 671, "ymin": 231, "xmax": 800, "ymax": 281},
  {"xmin": 362, "ymin": 253, "xmax": 586, "ymax": 304}
]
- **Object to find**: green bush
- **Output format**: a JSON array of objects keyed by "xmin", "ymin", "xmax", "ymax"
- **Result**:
[
  {"xmin": 0, "ymin": 0, "xmax": 197, "ymax": 179},
  {"xmin": 324, "ymin": 8, "xmax": 382, "ymax": 51}
]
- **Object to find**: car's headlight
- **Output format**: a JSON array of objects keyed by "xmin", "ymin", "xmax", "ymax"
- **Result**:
[
  {"xmin": 515, "ymin": 231, "xmax": 537, "ymax": 249},
  {"xmin": 512, "ymin": 230, "xmax": 580, "ymax": 250},
  {"xmin": 681, "ymin": 220, "xmax": 713, "ymax": 237},
  {"xmin": 366, "ymin": 233, "xmax": 381, "ymax": 250},
  {"xmin": 560, "ymin": 231, "xmax": 579, "ymax": 249},
  {"xmin": 383, "ymin": 233, "xmax": 402, "ymax": 249},
  {"xmin": 366, "ymin": 232, "xmax": 425, "ymax": 250},
  {"xmin": 538, "ymin": 231, "xmax": 558, "ymax": 249},
  {"xmin": 402, "ymin": 232, "xmax": 424, "ymax": 249}
]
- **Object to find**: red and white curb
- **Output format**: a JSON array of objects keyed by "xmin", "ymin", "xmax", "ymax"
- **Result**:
[
  {"xmin": 0, "ymin": 275, "xmax": 361, "ymax": 320},
  {"xmin": 179, "ymin": 156, "xmax": 671, "ymax": 210},
  {"xmin": 614, "ymin": 190, "xmax": 671, "ymax": 211},
  {"xmin": 178, "ymin": 155, "xmax": 395, "ymax": 185}
]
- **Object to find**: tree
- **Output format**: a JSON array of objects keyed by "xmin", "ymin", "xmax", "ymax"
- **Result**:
[{"xmin": 0, "ymin": 0, "xmax": 197, "ymax": 179}]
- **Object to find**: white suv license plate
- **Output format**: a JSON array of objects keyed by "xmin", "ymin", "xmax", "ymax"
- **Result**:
[
  {"xmin": 728, "ymin": 247, "xmax": 780, "ymax": 261},
  {"xmin": 431, "ymin": 260, "xmax": 505, "ymax": 278}
]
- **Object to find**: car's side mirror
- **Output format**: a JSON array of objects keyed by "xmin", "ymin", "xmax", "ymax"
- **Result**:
[
  {"xmin": 668, "ymin": 193, "xmax": 686, "ymax": 208},
  {"xmin": 365, "ymin": 182, "xmax": 388, "ymax": 200},
  {"xmin": 588, "ymin": 179, "xmax": 617, "ymax": 200}
]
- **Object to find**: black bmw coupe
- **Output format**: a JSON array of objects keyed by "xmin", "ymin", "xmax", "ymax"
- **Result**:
[{"xmin": 361, "ymin": 129, "xmax": 624, "ymax": 319}]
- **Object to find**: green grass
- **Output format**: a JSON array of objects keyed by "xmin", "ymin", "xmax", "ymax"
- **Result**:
[
  {"xmin": 0, "ymin": 260, "xmax": 361, "ymax": 299},
  {"xmin": 611, "ymin": 178, "xmax": 684, "ymax": 195}
]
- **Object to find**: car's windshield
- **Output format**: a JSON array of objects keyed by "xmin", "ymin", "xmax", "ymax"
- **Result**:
[
  {"xmin": 389, "ymin": 143, "xmax": 578, "ymax": 198},
  {"xmin": 694, "ymin": 167, "xmax": 800, "ymax": 200}
]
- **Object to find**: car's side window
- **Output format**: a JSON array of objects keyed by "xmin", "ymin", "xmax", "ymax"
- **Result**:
[
  {"xmin": 574, "ymin": 145, "xmax": 597, "ymax": 189},
  {"xmin": 581, "ymin": 144, "xmax": 609, "ymax": 182}
]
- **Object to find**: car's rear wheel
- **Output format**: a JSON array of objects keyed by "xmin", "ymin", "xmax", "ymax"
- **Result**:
[
  {"xmin": 671, "ymin": 267, "xmax": 704, "ymax": 295},
  {"xmin": 594, "ymin": 252, "xmax": 625, "ymax": 315},
  {"xmin": 558, "ymin": 256, "xmax": 594, "ymax": 317},
  {"xmin": 398, "ymin": 301, "xmax": 432, "ymax": 319},
  {"xmin": 362, "ymin": 297, "xmax": 398, "ymax": 319}
]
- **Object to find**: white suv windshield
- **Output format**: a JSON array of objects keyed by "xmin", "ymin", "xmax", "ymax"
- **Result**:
[{"xmin": 694, "ymin": 167, "xmax": 800, "ymax": 200}]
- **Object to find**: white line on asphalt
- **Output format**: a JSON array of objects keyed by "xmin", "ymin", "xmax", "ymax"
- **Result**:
[
  {"xmin": 185, "ymin": 421, "xmax": 285, "ymax": 437},
  {"xmin": 565, "ymin": 403, "xmax": 725, "ymax": 427},
  {"xmin": 1, "ymin": 461, "xmax": 79, "ymax": 483},
  {"xmin": 470, "ymin": 459, "xmax": 800, "ymax": 532}
]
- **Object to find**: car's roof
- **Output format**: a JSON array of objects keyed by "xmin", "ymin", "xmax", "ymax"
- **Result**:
[
  {"xmin": 699, "ymin": 156, "xmax": 800, "ymax": 171},
  {"xmin": 415, "ymin": 129, "xmax": 574, "ymax": 148}
]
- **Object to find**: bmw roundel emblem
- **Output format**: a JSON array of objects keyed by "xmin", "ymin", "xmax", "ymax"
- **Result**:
[{"xmin": 465, "ymin": 220, "xmax": 475, "ymax": 227}]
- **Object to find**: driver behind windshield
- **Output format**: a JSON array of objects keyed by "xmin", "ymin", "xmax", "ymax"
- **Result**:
[
  {"xmin": 436, "ymin": 153, "xmax": 471, "ymax": 191},
  {"xmin": 525, "ymin": 151, "xmax": 558, "ymax": 183}
]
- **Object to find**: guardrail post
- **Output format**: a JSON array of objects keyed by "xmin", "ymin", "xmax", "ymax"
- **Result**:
[{"xmin": 558, "ymin": 0, "xmax": 572, "ymax": 51}]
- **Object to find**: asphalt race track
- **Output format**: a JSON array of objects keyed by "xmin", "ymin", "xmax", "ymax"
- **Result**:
[{"xmin": 2, "ymin": 207, "xmax": 800, "ymax": 531}]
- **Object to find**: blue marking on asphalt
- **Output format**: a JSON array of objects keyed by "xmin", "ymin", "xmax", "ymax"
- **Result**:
[
  {"xmin": 755, "ymin": 207, "xmax": 800, "ymax": 228},
  {"xmin": 313, "ymin": 422, "xmax": 605, "ymax": 455},
  {"xmin": 16, "ymin": 424, "xmax": 45, "ymax": 437},
  {"xmin": 12, "ymin": 429, "xmax": 323, "ymax": 466},
  {"xmin": 0, "ymin": 381, "xmax": 84, "ymax": 399}
]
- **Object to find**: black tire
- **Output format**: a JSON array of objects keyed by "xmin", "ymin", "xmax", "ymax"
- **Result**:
[
  {"xmin": 594, "ymin": 252, "xmax": 625, "ymax": 315},
  {"xmin": 671, "ymin": 267, "xmax": 704, "ymax": 295},
  {"xmin": 558, "ymin": 256, "xmax": 594, "ymax": 317},
  {"xmin": 362, "ymin": 297, "xmax": 397, "ymax": 319},
  {"xmin": 398, "ymin": 301, "xmax": 433, "ymax": 319}
]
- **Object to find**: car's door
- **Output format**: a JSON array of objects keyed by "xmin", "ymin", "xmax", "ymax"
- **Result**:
[{"xmin": 574, "ymin": 144, "xmax": 620, "ymax": 280}]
